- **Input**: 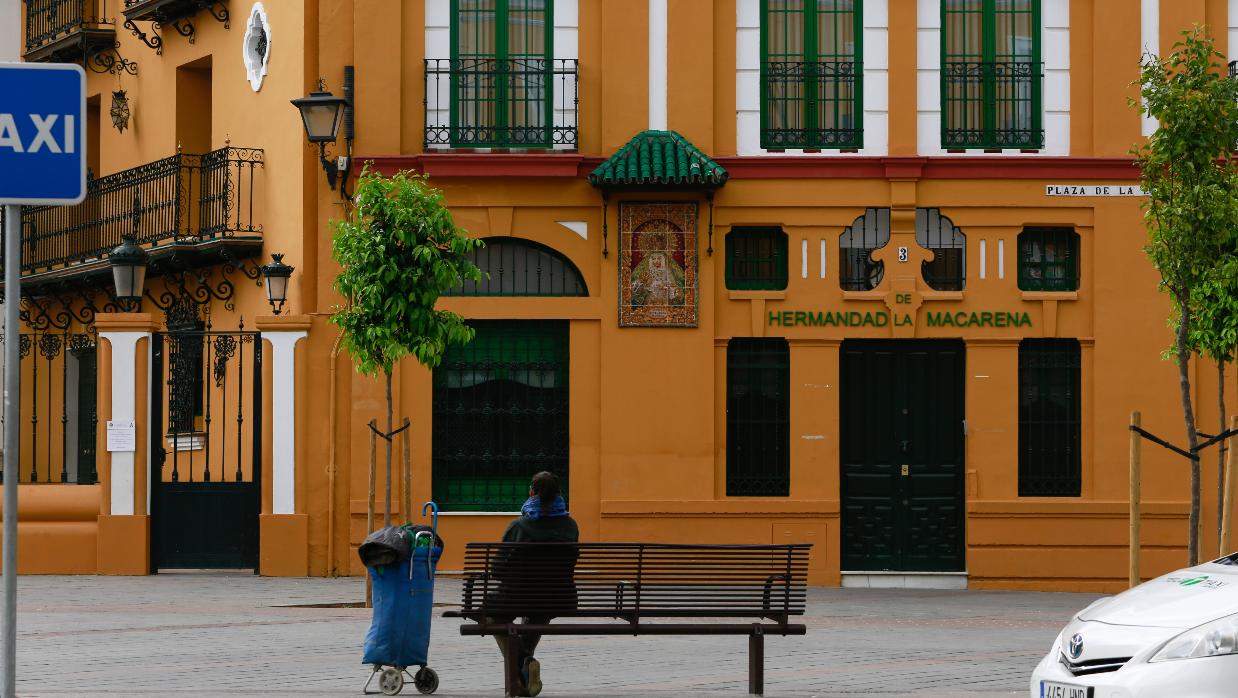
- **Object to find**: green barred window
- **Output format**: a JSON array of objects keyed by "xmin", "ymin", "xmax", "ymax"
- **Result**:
[
  {"xmin": 451, "ymin": 0, "xmax": 553, "ymax": 147},
  {"xmin": 432, "ymin": 321, "xmax": 569, "ymax": 511},
  {"xmin": 726, "ymin": 228, "xmax": 789, "ymax": 290},
  {"xmin": 1018, "ymin": 228, "xmax": 1078, "ymax": 291},
  {"xmin": 726, "ymin": 338, "xmax": 791, "ymax": 497},
  {"xmin": 761, "ymin": 0, "xmax": 863, "ymax": 149},
  {"xmin": 941, "ymin": 0, "xmax": 1042, "ymax": 150},
  {"xmin": 1019, "ymin": 339, "xmax": 1081, "ymax": 497}
]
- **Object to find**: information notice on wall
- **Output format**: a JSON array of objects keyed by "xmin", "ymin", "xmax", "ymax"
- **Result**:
[
  {"xmin": 106, "ymin": 421, "xmax": 136, "ymax": 453},
  {"xmin": 1045, "ymin": 184, "xmax": 1146, "ymax": 197}
]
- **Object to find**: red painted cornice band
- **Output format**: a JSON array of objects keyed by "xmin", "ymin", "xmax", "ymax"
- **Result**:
[{"xmin": 354, "ymin": 154, "xmax": 1140, "ymax": 181}]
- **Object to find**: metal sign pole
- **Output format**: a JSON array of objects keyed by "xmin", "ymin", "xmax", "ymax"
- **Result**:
[{"xmin": 2, "ymin": 203, "xmax": 19, "ymax": 698}]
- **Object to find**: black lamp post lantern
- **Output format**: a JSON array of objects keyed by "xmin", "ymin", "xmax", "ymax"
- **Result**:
[
  {"xmin": 260, "ymin": 253, "xmax": 294, "ymax": 315},
  {"xmin": 110, "ymin": 192, "xmax": 150, "ymax": 311},
  {"xmin": 290, "ymin": 68, "xmax": 354, "ymax": 198}
]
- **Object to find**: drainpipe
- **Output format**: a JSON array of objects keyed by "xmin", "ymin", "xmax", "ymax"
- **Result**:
[{"xmin": 326, "ymin": 332, "xmax": 342, "ymax": 576}]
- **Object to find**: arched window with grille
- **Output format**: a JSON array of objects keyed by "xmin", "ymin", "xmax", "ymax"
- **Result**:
[
  {"xmin": 446, "ymin": 237, "xmax": 588, "ymax": 297},
  {"xmin": 917, "ymin": 208, "xmax": 966, "ymax": 291},
  {"xmin": 839, "ymin": 208, "xmax": 889, "ymax": 291}
]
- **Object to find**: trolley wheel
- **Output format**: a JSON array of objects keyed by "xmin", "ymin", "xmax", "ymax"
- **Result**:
[
  {"xmin": 378, "ymin": 667, "xmax": 404, "ymax": 696},
  {"xmin": 413, "ymin": 667, "xmax": 439, "ymax": 695}
]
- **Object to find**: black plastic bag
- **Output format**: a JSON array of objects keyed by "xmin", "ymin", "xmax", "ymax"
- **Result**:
[{"xmin": 358, "ymin": 526, "xmax": 413, "ymax": 568}]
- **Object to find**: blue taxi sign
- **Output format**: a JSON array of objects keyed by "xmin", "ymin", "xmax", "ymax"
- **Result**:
[{"xmin": 0, "ymin": 62, "xmax": 87, "ymax": 205}]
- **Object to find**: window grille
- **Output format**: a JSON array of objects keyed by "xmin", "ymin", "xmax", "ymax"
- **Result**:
[
  {"xmin": 432, "ymin": 321, "xmax": 570, "ymax": 511},
  {"xmin": 916, "ymin": 208, "xmax": 966, "ymax": 291},
  {"xmin": 1018, "ymin": 228, "xmax": 1078, "ymax": 291},
  {"xmin": 761, "ymin": 0, "xmax": 863, "ymax": 149},
  {"xmin": 445, "ymin": 0, "xmax": 559, "ymax": 148},
  {"xmin": 1019, "ymin": 339, "xmax": 1081, "ymax": 497},
  {"xmin": 941, "ymin": 0, "xmax": 1042, "ymax": 150},
  {"xmin": 726, "ymin": 228, "xmax": 788, "ymax": 290},
  {"xmin": 839, "ymin": 208, "xmax": 889, "ymax": 290},
  {"xmin": 726, "ymin": 338, "xmax": 790, "ymax": 496},
  {"xmin": 446, "ymin": 237, "xmax": 588, "ymax": 296}
]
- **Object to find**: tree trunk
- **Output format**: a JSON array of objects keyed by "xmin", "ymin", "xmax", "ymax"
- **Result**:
[
  {"xmin": 1219, "ymin": 360, "xmax": 1228, "ymax": 543},
  {"xmin": 385, "ymin": 370, "xmax": 393, "ymax": 527},
  {"xmin": 1175, "ymin": 302, "xmax": 1201, "ymax": 566}
]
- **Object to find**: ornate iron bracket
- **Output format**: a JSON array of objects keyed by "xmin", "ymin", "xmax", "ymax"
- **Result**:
[
  {"xmin": 86, "ymin": 41, "xmax": 139, "ymax": 76},
  {"xmin": 202, "ymin": 1, "xmax": 230, "ymax": 27},
  {"xmin": 124, "ymin": 18, "xmax": 163, "ymax": 54}
]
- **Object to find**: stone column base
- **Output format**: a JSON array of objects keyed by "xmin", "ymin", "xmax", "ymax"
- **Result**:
[
  {"xmin": 96, "ymin": 515, "xmax": 149, "ymax": 575},
  {"xmin": 260, "ymin": 514, "xmax": 309, "ymax": 576}
]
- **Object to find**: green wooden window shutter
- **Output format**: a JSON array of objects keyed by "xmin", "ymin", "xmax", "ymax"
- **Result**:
[
  {"xmin": 450, "ymin": 0, "xmax": 554, "ymax": 148},
  {"xmin": 761, "ymin": 0, "xmax": 863, "ymax": 150},
  {"xmin": 726, "ymin": 228, "xmax": 789, "ymax": 290},
  {"xmin": 726, "ymin": 338, "xmax": 791, "ymax": 497},
  {"xmin": 941, "ymin": 0, "xmax": 1043, "ymax": 150},
  {"xmin": 1018, "ymin": 339, "xmax": 1081, "ymax": 497},
  {"xmin": 1018, "ymin": 228, "xmax": 1079, "ymax": 291},
  {"xmin": 432, "ymin": 321, "xmax": 570, "ymax": 512}
]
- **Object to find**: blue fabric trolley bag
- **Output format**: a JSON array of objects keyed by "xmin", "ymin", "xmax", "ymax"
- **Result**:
[{"xmin": 362, "ymin": 502, "xmax": 443, "ymax": 696}]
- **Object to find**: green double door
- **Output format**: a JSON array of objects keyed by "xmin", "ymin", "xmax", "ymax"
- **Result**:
[{"xmin": 840, "ymin": 340, "xmax": 966, "ymax": 572}]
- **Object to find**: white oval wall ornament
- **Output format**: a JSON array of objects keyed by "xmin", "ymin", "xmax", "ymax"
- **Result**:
[{"xmin": 243, "ymin": 3, "xmax": 271, "ymax": 92}]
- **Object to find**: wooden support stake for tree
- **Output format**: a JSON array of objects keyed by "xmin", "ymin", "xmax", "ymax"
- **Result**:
[
  {"xmin": 1221, "ymin": 415, "xmax": 1238, "ymax": 557},
  {"xmin": 402, "ymin": 418, "xmax": 411, "ymax": 525},
  {"xmin": 366, "ymin": 418, "xmax": 377, "ymax": 608},
  {"xmin": 1130, "ymin": 411, "xmax": 1142, "ymax": 588}
]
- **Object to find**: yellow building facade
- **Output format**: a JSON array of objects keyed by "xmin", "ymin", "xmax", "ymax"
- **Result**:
[{"xmin": 7, "ymin": 0, "xmax": 1238, "ymax": 592}]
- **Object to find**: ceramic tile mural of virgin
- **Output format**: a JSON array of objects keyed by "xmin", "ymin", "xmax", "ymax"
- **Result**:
[{"xmin": 618, "ymin": 202, "xmax": 699, "ymax": 327}]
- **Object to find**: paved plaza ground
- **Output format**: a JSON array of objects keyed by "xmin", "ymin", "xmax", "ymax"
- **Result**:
[{"xmin": 9, "ymin": 574, "xmax": 1097, "ymax": 697}]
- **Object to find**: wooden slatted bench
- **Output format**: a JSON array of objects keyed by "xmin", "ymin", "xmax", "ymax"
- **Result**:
[{"xmin": 443, "ymin": 542, "xmax": 811, "ymax": 696}]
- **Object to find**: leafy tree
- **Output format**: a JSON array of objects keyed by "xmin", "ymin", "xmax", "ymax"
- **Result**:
[
  {"xmin": 1134, "ymin": 27, "xmax": 1238, "ymax": 565},
  {"xmin": 331, "ymin": 168, "xmax": 483, "ymax": 526}
]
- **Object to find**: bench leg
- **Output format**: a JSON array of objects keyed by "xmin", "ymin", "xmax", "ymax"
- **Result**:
[
  {"xmin": 503, "ymin": 633, "xmax": 522, "ymax": 697},
  {"xmin": 749, "ymin": 631, "xmax": 765, "ymax": 695}
]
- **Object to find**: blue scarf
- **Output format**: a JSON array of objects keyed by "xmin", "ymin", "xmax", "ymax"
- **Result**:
[{"xmin": 521, "ymin": 495, "xmax": 568, "ymax": 521}]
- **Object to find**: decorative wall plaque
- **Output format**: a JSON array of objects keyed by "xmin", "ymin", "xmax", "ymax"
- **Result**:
[
  {"xmin": 243, "ymin": 3, "xmax": 271, "ymax": 92},
  {"xmin": 618, "ymin": 202, "xmax": 698, "ymax": 327}
]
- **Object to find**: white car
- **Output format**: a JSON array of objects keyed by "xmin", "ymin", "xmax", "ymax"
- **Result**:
[{"xmin": 1031, "ymin": 553, "xmax": 1238, "ymax": 698}]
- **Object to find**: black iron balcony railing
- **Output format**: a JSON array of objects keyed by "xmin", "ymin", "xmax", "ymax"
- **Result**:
[
  {"xmin": 941, "ymin": 60, "xmax": 1044, "ymax": 150},
  {"xmin": 762, "ymin": 60, "xmax": 863, "ymax": 149},
  {"xmin": 23, "ymin": 0, "xmax": 116, "ymax": 62},
  {"xmin": 425, "ymin": 58, "xmax": 579, "ymax": 150},
  {"xmin": 11, "ymin": 147, "xmax": 262, "ymax": 277}
]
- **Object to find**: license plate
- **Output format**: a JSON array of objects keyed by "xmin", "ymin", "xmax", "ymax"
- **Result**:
[{"xmin": 1041, "ymin": 681, "xmax": 1093, "ymax": 698}]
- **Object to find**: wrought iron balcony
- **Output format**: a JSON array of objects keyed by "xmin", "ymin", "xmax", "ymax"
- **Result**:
[
  {"xmin": 122, "ymin": 0, "xmax": 229, "ymax": 49},
  {"xmin": 23, "ymin": 0, "xmax": 117, "ymax": 63},
  {"xmin": 1, "ymin": 147, "xmax": 263, "ymax": 296},
  {"xmin": 425, "ymin": 58, "xmax": 579, "ymax": 150},
  {"xmin": 762, "ymin": 60, "xmax": 863, "ymax": 150},
  {"xmin": 941, "ymin": 60, "xmax": 1044, "ymax": 150}
]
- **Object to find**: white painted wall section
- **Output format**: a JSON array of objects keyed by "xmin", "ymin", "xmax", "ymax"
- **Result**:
[
  {"xmin": 266, "ymin": 331, "xmax": 307, "ymax": 516},
  {"xmin": 101, "ymin": 331, "xmax": 148, "ymax": 516},
  {"xmin": 917, "ymin": 0, "xmax": 1070, "ymax": 155},
  {"xmin": 649, "ymin": 0, "xmax": 668, "ymax": 130},
  {"xmin": 1229, "ymin": 1, "xmax": 1238, "ymax": 71},
  {"xmin": 736, "ymin": 0, "xmax": 889, "ymax": 155},
  {"xmin": 1141, "ymin": 0, "xmax": 1159, "ymax": 137}
]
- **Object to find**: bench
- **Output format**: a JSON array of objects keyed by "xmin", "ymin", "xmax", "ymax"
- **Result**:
[{"xmin": 443, "ymin": 542, "xmax": 811, "ymax": 696}]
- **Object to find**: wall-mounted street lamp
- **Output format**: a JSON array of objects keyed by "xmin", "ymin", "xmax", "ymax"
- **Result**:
[
  {"xmin": 109, "ymin": 193, "xmax": 149, "ymax": 311},
  {"xmin": 110, "ymin": 90, "xmax": 130, "ymax": 133},
  {"xmin": 290, "ymin": 66, "xmax": 354, "ymax": 199},
  {"xmin": 260, "ymin": 253, "xmax": 294, "ymax": 315}
]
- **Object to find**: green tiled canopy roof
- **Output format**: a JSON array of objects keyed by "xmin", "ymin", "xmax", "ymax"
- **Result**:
[{"xmin": 588, "ymin": 130, "xmax": 728, "ymax": 190}]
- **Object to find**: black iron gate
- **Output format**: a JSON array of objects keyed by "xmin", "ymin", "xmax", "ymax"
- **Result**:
[{"xmin": 150, "ymin": 329, "xmax": 262, "ymax": 570}]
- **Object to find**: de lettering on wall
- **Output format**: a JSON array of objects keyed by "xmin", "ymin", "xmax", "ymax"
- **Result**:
[{"xmin": 618, "ymin": 202, "xmax": 699, "ymax": 327}]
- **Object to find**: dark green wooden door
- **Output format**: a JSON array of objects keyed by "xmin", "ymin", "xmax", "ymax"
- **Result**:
[{"xmin": 840, "ymin": 340, "xmax": 965, "ymax": 572}]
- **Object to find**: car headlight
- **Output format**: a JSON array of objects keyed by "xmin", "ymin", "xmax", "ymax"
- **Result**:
[{"xmin": 1149, "ymin": 612, "xmax": 1238, "ymax": 662}]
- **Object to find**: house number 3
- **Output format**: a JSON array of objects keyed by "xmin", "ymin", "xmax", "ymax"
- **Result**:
[{"xmin": 898, "ymin": 246, "xmax": 909, "ymax": 262}]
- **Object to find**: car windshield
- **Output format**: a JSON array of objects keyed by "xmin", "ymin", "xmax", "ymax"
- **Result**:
[{"xmin": 1215, "ymin": 553, "xmax": 1238, "ymax": 566}]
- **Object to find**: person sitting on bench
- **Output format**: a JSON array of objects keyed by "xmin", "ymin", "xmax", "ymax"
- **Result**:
[{"xmin": 487, "ymin": 471, "xmax": 579, "ymax": 697}]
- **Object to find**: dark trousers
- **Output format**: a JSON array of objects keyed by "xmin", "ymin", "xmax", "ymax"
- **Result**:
[{"xmin": 488, "ymin": 615, "xmax": 552, "ymax": 662}]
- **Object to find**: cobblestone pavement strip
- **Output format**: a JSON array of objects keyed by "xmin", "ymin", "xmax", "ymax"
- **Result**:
[{"xmin": 11, "ymin": 575, "xmax": 1098, "ymax": 698}]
